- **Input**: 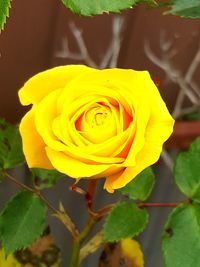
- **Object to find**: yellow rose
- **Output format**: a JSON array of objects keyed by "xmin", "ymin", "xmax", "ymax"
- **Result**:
[
  {"xmin": 99, "ymin": 238, "xmax": 144, "ymax": 267},
  {"xmin": 120, "ymin": 238, "xmax": 144, "ymax": 267},
  {"xmin": 19, "ymin": 65, "xmax": 174, "ymax": 192}
]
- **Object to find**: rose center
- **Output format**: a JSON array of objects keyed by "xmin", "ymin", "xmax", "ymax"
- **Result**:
[
  {"xmin": 76, "ymin": 104, "xmax": 117, "ymax": 144},
  {"xmin": 93, "ymin": 112, "xmax": 108, "ymax": 126}
]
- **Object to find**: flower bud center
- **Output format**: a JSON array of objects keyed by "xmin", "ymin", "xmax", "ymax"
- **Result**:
[{"xmin": 94, "ymin": 112, "xmax": 107, "ymax": 126}]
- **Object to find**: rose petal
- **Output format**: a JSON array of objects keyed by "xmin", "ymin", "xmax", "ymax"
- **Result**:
[
  {"xmin": 104, "ymin": 119, "xmax": 174, "ymax": 192},
  {"xmin": 104, "ymin": 122, "xmax": 172, "ymax": 193},
  {"xmin": 19, "ymin": 108, "xmax": 53, "ymax": 169},
  {"xmin": 58, "ymin": 83, "xmax": 135, "ymax": 158},
  {"xmin": 18, "ymin": 65, "xmax": 93, "ymax": 106},
  {"xmin": 35, "ymin": 89, "xmax": 67, "ymax": 151},
  {"xmin": 45, "ymin": 147, "xmax": 112, "ymax": 178}
]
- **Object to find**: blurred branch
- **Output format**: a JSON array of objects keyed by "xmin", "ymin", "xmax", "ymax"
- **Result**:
[
  {"xmin": 56, "ymin": 22, "xmax": 97, "ymax": 68},
  {"xmin": 144, "ymin": 40, "xmax": 199, "ymax": 120},
  {"xmin": 56, "ymin": 16, "xmax": 124, "ymax": 69},
  {"xmin": 145, "ymin": 33, "xmax": 200, "ymax": 120},
  {"xmin": 100, "ymin": 16, "xmax": 124, "ymax": 68},
  {"xmin": 185, "ymin": 44, "xmax": 200, "ymax": 84},
  {"xmin": 161, "ymin": 149, "xmax": 174, "ymax": 172},
  {"xmin": 145, "ymin": 32, "xmax": 200, "ymax": 170}
]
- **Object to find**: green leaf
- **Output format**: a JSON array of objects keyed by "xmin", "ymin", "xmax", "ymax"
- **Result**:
[
  {"xmin": 167, "ymin": 0, "xmax": 200, "ymax": 18},
  {"xmin": 162, "ymin": 203, "xmax": 200, "ymax": 267},
  {"xmin": 182, "ymin": 111, "xmax": 200, "ymax": 121},
  {"xmin": 0, "ymin": 119, "xmax": 25, "ymax": 169},
  {"xmin": 103, "ymin": 202, "xmax": 148, "ymax": 242},
  {"xmin": 0, "ymin": 191, "xmax": 47, "ymax": 255},
  {"xmin": 61, "ymin": 0, "xmax": 138, "ymax": 16},
  {"xmin": 174, "ymin": 137, "xmax": 200, "ymax": 202},
  {"xmin": 140, "ymin": 0, "xmax": 158, "ymax": 7},
  {"xmin": 0, "ymin": 0, "xmax": 11, "ymax": 31},
  {"xmin": 189, "ymin": 137, "xmax": 200, "ymax": 153},
  {"xmin": 119, "ymin": 167, "xmax": 155, "ymax": 201},
  {"xmin": 31, "ymin": 168, "xmax": 63, "ymax": 189}
]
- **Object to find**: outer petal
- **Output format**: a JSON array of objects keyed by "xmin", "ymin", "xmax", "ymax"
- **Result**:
[
  {"xmin": 19, "ymin": 108, "xmax": 53, "ymax": 169},
  {"xmin": 18, "ymin": 65, "xmax": 93, "ymax": 106},
  {"xmin": 104, "ymin": 119, "xmax": 174, "ymax": 193},
  {"xmin": 45, "ymin": 147, "xmax": 111, "ymax": 178},
  {"xmin": 104, "ymin": 71, "xmax": 174, "ymax": 192},
  {"xmin": 35, "ymin": 89, "xmax": 67, "ymax": 151}
]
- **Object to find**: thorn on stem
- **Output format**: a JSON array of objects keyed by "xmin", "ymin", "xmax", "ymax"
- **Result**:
[{"xmin": 69, "ymin": 184, "xmax": 86, "ymax": 195}]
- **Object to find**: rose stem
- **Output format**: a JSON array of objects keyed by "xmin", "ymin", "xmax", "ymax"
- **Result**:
[
  {"xmin": 69, "ymin": 180, "xmax": 98, "ymax": 266},
  {"xmin": 69, "ymin": 180, "xmax": 98, "ymax": 217},
  {"xmin": 85, "ymin": 180, "xmax": 97, "ymax": 215},
  {"xmin": 4, "ymin": 170, "xmax": 59, "ymax": 213},
  {"xmin": 138, "ymin": 202, "xmax": 179, "ymax": 208},
  {"xmin": 96, "ymin": 201, "xmax": 183, "ymax": 219},
  {"xmin": 68, "ymin": 217, "xmax": 97, "ymax": 267},
  {"xmin": 68, "ymin": 239, "xmax": 80, "ymax": 267},
  {"xmin": 4, "ymin": 170, "xmax": 78, "ymax": 239}
]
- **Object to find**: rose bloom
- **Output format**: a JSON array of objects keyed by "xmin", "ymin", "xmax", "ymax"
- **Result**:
[{"xmin": 19, "ymin": 65, "xmax": 174, "ymax": 192}]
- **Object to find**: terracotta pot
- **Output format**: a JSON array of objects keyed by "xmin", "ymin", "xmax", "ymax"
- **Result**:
[{"xmin": 165, "ymin": 121, "xmax": 200, "ymax": 149}]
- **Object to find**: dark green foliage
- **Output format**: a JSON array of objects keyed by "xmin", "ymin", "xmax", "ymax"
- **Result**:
[
  {"xmin": 0, "ymin": 0, "xmax": 11, "ymax": 31},
  {"xmin": 119, "ymin": 167, "xmax": 155, "ymax": 201},
  {"xmin": 0, "ymin": 119, "xmax": 25, "ymax": 169},
  {"xmin": 0, "ymin": 191, "xmax": 47, "ymax": 255},
  {"xmin": 162, "ymin": 203, "xmax": 200, "ymax": 267},
  {"xmin": 103, "ymin": 202, "xmax": 148, "ymax": 242},
  {"xmin": 31, "ymin": 168, "xmax": 63, "ymax": 189}
]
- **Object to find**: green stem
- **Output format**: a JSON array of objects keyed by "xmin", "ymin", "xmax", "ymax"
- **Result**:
[
  {"xmin": 78, "ymin": 217, "xmax": 96, "ymax": 243},
  {"xmin": 68, "ymin": 217, "xmax": 96, "ymax": 266},
  {"xmin": 68, "ymin": 239, "xmax": 81, "ymax": 267}
]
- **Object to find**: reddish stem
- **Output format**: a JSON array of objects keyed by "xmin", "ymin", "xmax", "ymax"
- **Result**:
[
  {"xmin": 138, "ymin": 202, "xmax": 179, "ymax": 208},
  {"xmin": 96, "ymin": 204, "xmax": 115, "ymax": 220},
  {"xmin": 85, "ymin": 180, "xmax": 98, "ymax": 217},
  {"xmin": 85, "ymin": 180, "xmax": 97, "ymax": 210},
  {"xmin": 96, "ymin": 201, "xmax": 180, "ymax": 220},
  {"xmin": 69, "ymin": 181, "xmax": 98, "ymax": 217}
]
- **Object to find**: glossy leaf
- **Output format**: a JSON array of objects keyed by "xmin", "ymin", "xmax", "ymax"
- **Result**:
[
  {"xmin": 162, "ymin": 203, "xmax": 200, "ymax": 267},
  {"xmin": 31, "ymin": 168, "xmax": 63, "ymax": 189},
  {"xmin": 0, "ymin": 119, "xmax": 25, "ymax": 169},
  {"xmin": 103, "ymin": 202, "xmax": 148, "ymax": 242},
  {"xmin": 167, "ymin": 0, "xmax": 200, "ymax": 18},
  {"xmin": 61, "ymin": 0, "xmax": 138, "ymax": 16},
  {"xmin": 0, "ymin": 0, "xmax": 11, "ymax": 31},
  {"xmin": 183, "ymin": 111, "xmax": 200, "ymax": 121},
  {"xmin": 0, "ymin": 191, "xmax": 47, "ymax": 255},
  {"xmin": 119, "ymin": 167, "xmax": 155, "ymax": 201},
  {"xmin": 174, "ymin": 137, "xmax": 200, "ymax": 202}
]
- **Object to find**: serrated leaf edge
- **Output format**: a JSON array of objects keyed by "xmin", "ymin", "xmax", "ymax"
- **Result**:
[
  {"xmin": 174, "ymin": 150, "xmax": 200, "ymax": 199},
  {"xmin": 0, "ymin": 191, "xmax": 47, "ymax": 255},
  {"xmin": 119, "ymin": 167, "xmax": 155, "ymax": 201},
  {"xmin": 62, "ymin": 0, "xmax": 138, "ymax": 16},
  {"xmin": 103, "ymin": 202, "xmax": 149, "ymax": 242},
  {"xmin": 165, "ymin": 2, "xmax": 200, "ymax": 18},
  {"xmin": 0, "ymin": 0, "xmax": 12, "ymax": 32}
]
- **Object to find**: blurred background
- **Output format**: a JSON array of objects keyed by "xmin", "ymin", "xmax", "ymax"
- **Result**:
[{"xmin": 0, "ymin": 0, "xmax": 200, "ymax": 266}]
